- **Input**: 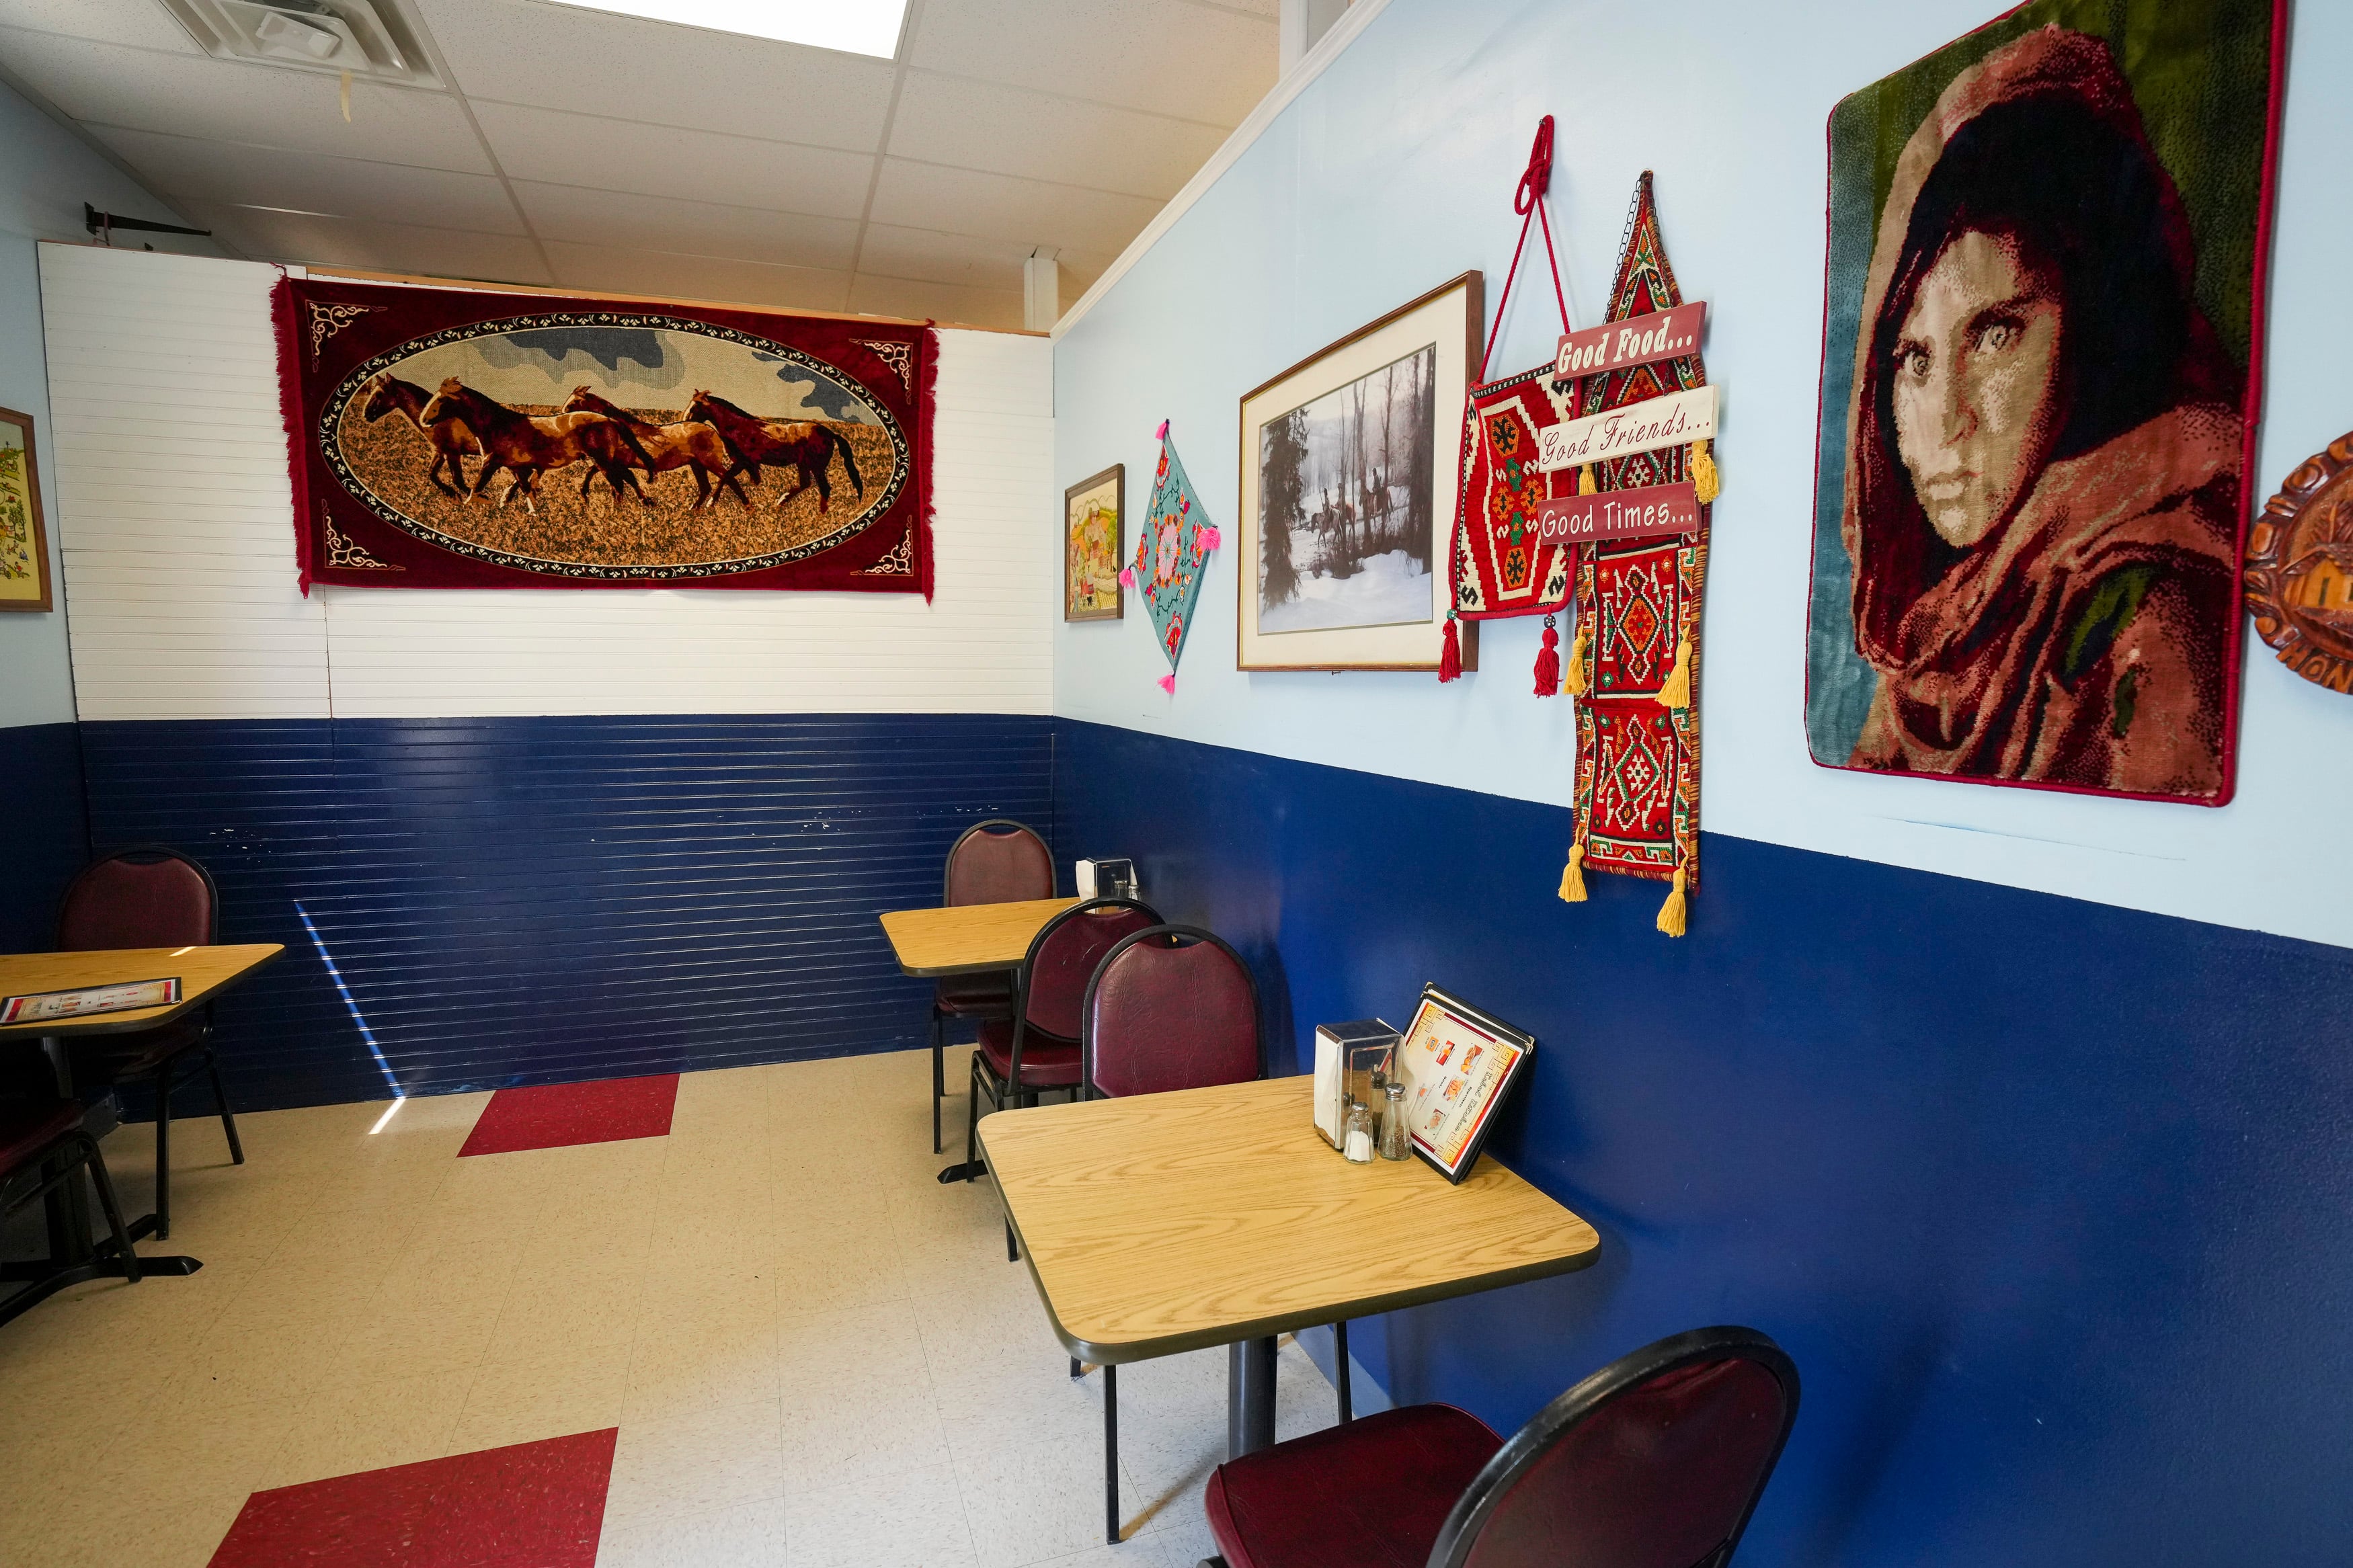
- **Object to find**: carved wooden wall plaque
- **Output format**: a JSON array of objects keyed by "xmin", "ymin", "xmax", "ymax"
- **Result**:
[{"xmin": 2246, "ymin": 431, "xmax": 2353, "ymax": 694}]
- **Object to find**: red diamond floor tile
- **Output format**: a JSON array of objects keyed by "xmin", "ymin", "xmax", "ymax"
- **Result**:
[{"xmin": 458, "ymin": 1074, "xmax": 680, "ymax": 1157}]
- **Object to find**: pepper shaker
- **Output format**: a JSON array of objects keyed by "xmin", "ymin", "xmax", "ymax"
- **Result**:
[{"xmin": 1379, "ymin": 1079, "xmax": 1410, "ymax": 1159}]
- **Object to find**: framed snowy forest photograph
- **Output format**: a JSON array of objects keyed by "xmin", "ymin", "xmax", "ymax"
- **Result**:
[{"xmin": 1237, "ymin": 273, "xmax": 1481, "ymax": 671}]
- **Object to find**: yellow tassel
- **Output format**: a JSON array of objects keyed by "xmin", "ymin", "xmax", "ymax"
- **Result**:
[
  {"xmin": 1654, "ymin": 865, "xmax": 1688, "ymax": 937},
  {"xmin": 1562, "ymin": 620, "xmax": 1591, "ymax": 696},
  {"xmin": 1578, "ymin": 464, "xmax": 1596, "ymax": 495},
  {"xmin": 1657, "ymin": 634, "xmax": 1692, "ymax": 710},
  {"xmin": 1558, "ymin": 841, "xmax": 1587, "ymax": 903},
  {"xmin": 1690, "ymin": 439, "xmax": 1719, "ymax": 505}
]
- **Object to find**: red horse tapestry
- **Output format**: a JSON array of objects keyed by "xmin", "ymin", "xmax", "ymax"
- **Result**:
[{"xmin": 276, "ymin": 278, "xmax": 933, "ymax": 594}]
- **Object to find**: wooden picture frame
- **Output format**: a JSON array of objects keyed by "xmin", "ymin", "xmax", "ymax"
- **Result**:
[
  {"xmin": 1237, "ymin": 273, "xmax": 1482, "ymax": 671},
  {"xmin": 0, "ymin": 405, "xmax": 52, "ymax": 614},
  {"xmin": 1064, "ymin": 463, "xmax": 1124, "ymax": 621},
  {"xmin": 1396, "ymin": 983, "xmax": 1534, "ymax": 1184}
]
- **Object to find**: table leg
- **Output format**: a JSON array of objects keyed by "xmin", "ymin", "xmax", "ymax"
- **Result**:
[{"xmin": 1227, "ymin": 1336, "xmax": 1278, "ymax": 1459}]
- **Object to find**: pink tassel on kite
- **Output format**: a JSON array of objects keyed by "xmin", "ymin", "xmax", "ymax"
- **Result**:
[
  {"xmin": 1195, "ymin": 525, "xmax": 1221, "ymax": 552},
  {"xmin": 1156, "ymin": 420, "xmax": 1170, "ymax": 440},
  {"xmin": 1156, "ymin": 673, "xmax": 1176, "ymax": 695},
  {"xmin": 1118, "ymin": 565, "xmax": 1135, "ymax": 589}
]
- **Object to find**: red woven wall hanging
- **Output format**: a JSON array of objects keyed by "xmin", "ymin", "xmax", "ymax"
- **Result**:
[
  {"xmin": 1559, "ymin": 173, "xmax": 1714, "ymax": 937},
  {"xmin": 276, "ymin": 276, "xmax": 933, "ymax": 595}
]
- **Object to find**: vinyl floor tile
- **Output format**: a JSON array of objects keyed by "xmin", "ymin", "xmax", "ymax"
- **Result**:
[
  {"xmin": 602, "ymin": 1397, "xmax": 787, "ymax": 1526},
  {"xmin": 781, "ymin": 1459, "xmax": 979, "ymax": 1568},
  {"xmin": 595, "ymin": 1495, "xmax": 789, "ymax": 1567}
]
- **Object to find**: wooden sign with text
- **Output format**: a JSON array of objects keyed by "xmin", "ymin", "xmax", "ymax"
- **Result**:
[
  {"xmin": 1537, "ymin": 384, "xmax": 1715, "ymax": 472},
  {"xmin": 1554, "ymin": 302, "xmax": 1706, "ymax": 378},
  {"xmin": 1537, "ymin": 483, "xmax": 1702, "ymax": 544}
]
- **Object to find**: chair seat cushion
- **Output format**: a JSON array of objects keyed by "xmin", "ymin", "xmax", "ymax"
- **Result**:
[
  {"xmin": 1207, "ymin": 1403, "xmax": 1504, "ymax": 1568},
  {"xmin": 975, "ymin": 1017, "xmax": 1081, "ymax": 1089},
  {"xmin": 934, "ymin": 974, "xmax": 1014, "ymax": 1017},
  {"xmin": 65, "ymin": 1018, "xmax": 205, "ymax": 1083},
  {"xmin": 0, "ymin": 1098, "xmax": 83, "ymax": 1178}
]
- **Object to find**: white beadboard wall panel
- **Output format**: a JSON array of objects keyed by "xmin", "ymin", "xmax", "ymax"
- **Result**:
[
  {"xmin": 38, "ymin": 245, "xmax": 1056, "ymax": 720},
  {"xmin": 42, "ymin": 244, "xmax": 331, "ymax": 718}
]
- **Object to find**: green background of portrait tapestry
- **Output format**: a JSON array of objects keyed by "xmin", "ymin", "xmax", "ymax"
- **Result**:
[{"xmin": 1806, "ymin": 0, "xmax": 2277, "ymax": 764}]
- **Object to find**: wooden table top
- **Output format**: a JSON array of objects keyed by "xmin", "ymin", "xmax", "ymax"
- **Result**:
[
  {"xmin": 879, "ymin": 897, "xmax": 1080, "ymax": 977},
  {"xmin": 0, "ymin": 945, "xmax": 285, "ymax": 1037},
  {"xmin": 979, "ymin": 1075, "xmax": 1600, "ymax": 1363}
]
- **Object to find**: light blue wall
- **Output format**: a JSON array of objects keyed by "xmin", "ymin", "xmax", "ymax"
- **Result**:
[
  {"xmin": 0, "ymin": 73, "xmax": 204, "ymax": 729},
  {"xmin": 1052, "ymin": 0, "xmax": 2353, "ymax": 951}
]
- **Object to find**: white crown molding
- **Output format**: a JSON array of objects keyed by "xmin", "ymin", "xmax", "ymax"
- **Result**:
[{"xmin": 1050, "ymin": 0, "xmax": 1392, "ymax": 340}]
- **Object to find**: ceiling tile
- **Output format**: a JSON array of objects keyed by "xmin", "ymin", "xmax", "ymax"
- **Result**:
[
  {"xmin": 188, "ymin": 204, "xmax": 555, "ymax": 284},
  {"xmin": 888, "ymin": 75, "xmax": 1226, "ymax": 200},
  {"xmin": 846, "ymin": 273, "xmax": 1025, "ymax": 333},
  {"xmin": 856, "ymin": 224, "xmax": 1031, "ymax": 292},
  {"xmin": 908, "ymin": 0, "xmax": 1275, "ymax": 125},
  {"xmin": 867, "ymin": 159, "xmax": 1161, "ymax": 256},
  {"xmin": 512, "ymin": 181, "xmax": 859, "ymax": 272},
  {"xmin": 411, "ymin": 0, "xmax": 895, "ymax": 153},
  {"xmin": 0, "ymin": 30, "xmax": 492, "ymax": 171},
  {"xmin": 0, "ymin": 1, "xmax": 199, "ymax": 51},
  {"xmin": 470, "ymin": 101, "xmax": 874, "ymax": 218},
  {"xmin": 93, "ymin": 127, "xmax": 526, "ymax": 235},
  {"xmin": 540, "ymin": 241, "xmax": 852, "ymax": 314}
]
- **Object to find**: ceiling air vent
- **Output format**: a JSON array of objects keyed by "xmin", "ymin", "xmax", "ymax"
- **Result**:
[{"xmin": 158, "ymin": 0, "xmax": 442, "ymax": 88}]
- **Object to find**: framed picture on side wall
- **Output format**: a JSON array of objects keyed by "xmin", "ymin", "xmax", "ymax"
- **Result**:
[
  {"xmin": 0, "ymin": 406, "xmax": 52, "ymax": 614},
  {"xmin": 1238, "ymin": 272, "xmax": 1482, "ymax": 671},
  {"xmin": 1065, "ymin": 464, "xmax": 1123, "ymax": 620}
]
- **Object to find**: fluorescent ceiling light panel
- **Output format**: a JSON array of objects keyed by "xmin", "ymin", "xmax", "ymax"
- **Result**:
[{"xmin": 535, "ymin": 0, "xmax": 908, "ymax": 56}]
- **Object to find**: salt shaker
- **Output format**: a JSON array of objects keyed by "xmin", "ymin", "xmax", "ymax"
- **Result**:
[
  {"xmin": 1379, "ymin": 1079, "xmax": 1410, "ymax": 1160},
  {"xmin": 1344, "ymin": 1098, "xmax": 1375, "ymax": 1163}
]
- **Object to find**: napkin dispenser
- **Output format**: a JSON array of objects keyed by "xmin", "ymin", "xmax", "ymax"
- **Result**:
[
  {"xmin": 1312, "ymin": 1018, "xmax": 1401, "ymax": 1150},
  {"xmin": 1076, "ymin": 858, "xmax": 1138, "ymax": 901}
]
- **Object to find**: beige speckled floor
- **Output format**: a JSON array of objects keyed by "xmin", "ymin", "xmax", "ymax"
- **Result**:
[{"xmin": 0, "ymin": 1046, "xmax": 1341, "ymax": 1567}]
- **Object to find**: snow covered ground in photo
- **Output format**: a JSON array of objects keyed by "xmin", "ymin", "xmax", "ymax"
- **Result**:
[{"xmin": 1260, "ymin": 544, "xmax": 1433, "ymax": 632}]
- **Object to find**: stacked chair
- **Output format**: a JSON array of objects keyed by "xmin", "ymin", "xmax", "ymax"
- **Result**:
[{"xmin": 929, "ymin": 820, "xmax": 1054, "ymax": 1153}]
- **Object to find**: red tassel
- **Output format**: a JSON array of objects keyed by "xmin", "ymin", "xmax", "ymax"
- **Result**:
[
  {"xmin": 1533, "ymin": 621, "xmax": 1560, "ymax": 696},
  {"xmin": 271, "ymin": 273, "xmax": 316, "ymax": 597},
  {"xmin": 1438, "ymin": 616, "xmax": 1462, "ymax": 683}
]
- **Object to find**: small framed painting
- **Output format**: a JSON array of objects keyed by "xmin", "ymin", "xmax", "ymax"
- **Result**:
[
  {"xmin": 1064, "ymin": 464, "xmax": 1124, "ymax": 620},
  {"xmin": 0, "ymin": 406, "xmax": 52, "ymax": 614},
  {"xmin": 1396, "ymin": 983, "xmax": 1534, "ymax": 1184},
  {"xmin": 1237, "ymin": 273, "xmax": 1482, "ymax": 671}
]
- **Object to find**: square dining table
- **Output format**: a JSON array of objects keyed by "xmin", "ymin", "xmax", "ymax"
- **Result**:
[
  {"xmin": 0, "ymin": 943, "xmax": 284, "ymax": 1313},
  {"xmin": 880, "ymin": 895, "xmax": 1080, "ymax": 1178},
  {"xmin": 978, "ymin": 1073, "xmax": 1601, "ymax": 1464}
]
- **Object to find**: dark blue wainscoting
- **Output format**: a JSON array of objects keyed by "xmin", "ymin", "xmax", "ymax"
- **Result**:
[
  {"xmin": 1052, "ymin": 718, "xmax": 2353, "ymax": 1568},
  {"xmin": 0, "ymin": 720, "xmax": 89, "ymax": 954},
  {"xmin": 78, "ymin": 714, "xmax": 1055, "ymax": 1110}
]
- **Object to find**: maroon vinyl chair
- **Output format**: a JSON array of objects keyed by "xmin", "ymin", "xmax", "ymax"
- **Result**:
[
  {"xmin": 1075, "ymin": 924, "xmax": 1274, "ymax": 1544},
  {"xmin": 55, "ymin": 845, "xmax": 243, "ymax": 1240},
  {"xmin": 1201, "ymin": 1325, "xmax": 1800, "ymax": 1568},
  {"xmin": 930, "ymin": 819, "xmax": 1054, "ymax": 1152},
  {"xmin": 0, "ymin": 1096, "xmax": 142, "ymax": 1326},
  {"xmin": 966, "ymin": 895, "xmax": 1161, "ymax": 1227}
]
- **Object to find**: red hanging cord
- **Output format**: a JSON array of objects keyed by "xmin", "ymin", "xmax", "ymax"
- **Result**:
[{"xmin": 1478, "ymin": 115, "xmax": 1572, "ymax": 384}]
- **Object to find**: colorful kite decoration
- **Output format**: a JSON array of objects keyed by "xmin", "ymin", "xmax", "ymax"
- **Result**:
[{"xmin": 1119, "ymin": 421, "xmax": 1219, "ymax": 693}]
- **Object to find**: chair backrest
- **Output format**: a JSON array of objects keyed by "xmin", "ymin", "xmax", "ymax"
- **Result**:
[
  {"xmin": 943, "ymin": 819, "xmax": 1053, "ymax": 907},
  {"xmin": 57, "ymin": 845, "xmax": 218, "ymax": 952},
  {"xmin": 1436, "ymin": 1326, "xmax": 1799, "ymax": 1568},
  {"xmin": 1014, "ymin": 897, "xmax": 1161, "ymax": 1048},
  {"xmin": 1082, "ymin": 925, "xmax": 1260, "ymax": 1098}
]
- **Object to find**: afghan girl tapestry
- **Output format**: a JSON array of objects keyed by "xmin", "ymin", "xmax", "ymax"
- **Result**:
[
  {"xmin": 1560, "ymin": 173, "xmax": 1708, "ymax": 938},
  {"xmin": 1120, "ymin": 422, "xmax": 1219, "ymax": 694},
  {"xmin": 276, "ymin": 276, "xmax": 934, "ymax": 594},
  {"xmin": 1804, "ymin": 2, "xmax": 2285, "ymax": 803}
]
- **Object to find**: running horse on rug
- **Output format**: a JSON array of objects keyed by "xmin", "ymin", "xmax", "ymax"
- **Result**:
[
  {"xmin": 419, "ymin": 379, "xmax": 657, "ymax": 512},
  {"xmin": 686, "ymin": 390, "xmax": 865, "ymax": 513},
  {"xmin": 362, "ymin": 373, "xmax": 481, "ymax": 497},
  {"xmin": 561, "ymin": 387, "xmax": 752, "ymax": 510}
]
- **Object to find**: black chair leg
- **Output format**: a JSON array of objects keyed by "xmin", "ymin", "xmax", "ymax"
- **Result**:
[
  {"xmin": 1334, "ymin": 1321, "xmax": 1352, "ymax": 1423},
  {"xmin": 930, "ymin": 1007, "xmax": 945, "ymax": 1153},
  {"xmin": 965, "ymin": 1057, "xmax": 984, "ymax": 1183},
  {"xmin": 208, "ymin": 1061, "xmax": 244, "ymax": 1165},
  {"xmin": 1071, "ymin": 1357, "xmax": 1083, "ymax": 1379},
  {"xmin": 152, "ymin": 1066, "xmax": 172, "ymax": 1241},
  {"xmin": 1104, "ymin": 1362, "xmax": 1120, "ymax": 1544},
  {"xmin": 77, "ymin": 1134, "xmax": 141, "ymax": 1284},
  {"xmin": 1005, "ymin": 1217, "xmax": 1018, "ymax": 1262}
]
